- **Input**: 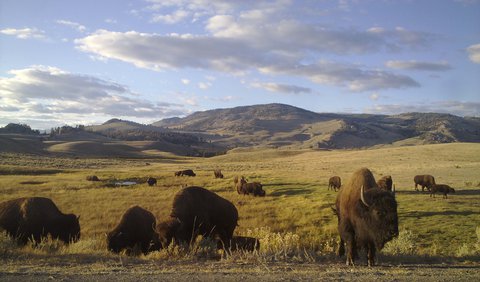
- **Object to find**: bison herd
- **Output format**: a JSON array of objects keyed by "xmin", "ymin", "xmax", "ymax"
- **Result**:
[{"xmin": 0, "ymin": 166, "xmax": 460, "ymax": 266}]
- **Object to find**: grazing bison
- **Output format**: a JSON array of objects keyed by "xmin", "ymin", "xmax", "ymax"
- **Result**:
[
  {"xmin": 86, "ymin": 175, "xmax": 100, "ymax": 181},
  {"xmin": 430, "ymin": 184, "xmax": 456, "ymax": 199},
  {"xmin": 236, "ymin": 177, "xmax": 266, "ymax": 197},
  {"xmin": 214, "ymin": 169, "xmax": 224, "ymax": 179},
  {"xmin": 175, "ymin": 169, "xmax": 196, "ymax": 177},
  {"xmin": 335, "ymin": 168, "xmax": 398, "ymax": 266},
  {"xmin": 0, "ymin": 197, "xmax": 80, "ymax": 245},
  {"xmin": 328, "ymin": 176, "xmax": 342, "ymax": 191},
  {"xmin": 414, "ymin": 175, "xmax": 436, "ymax": 191},
  {"xmin": 218, "ymin": 236, "xmax": 260, "ymax": 252},
  {"xmin": 107, "ymin": 206, "xmax": 161, "ymax": 255},
  {"xmin": 158, "ymin": 186, "xmax": 238, "ymax": 248},
  {"xmin": 377, "ymin": 175, "xmax": 393, "ymax": 191},
  {"xmin": 147, "ymin": 177, "xmax": 157, "ymax": 186}
]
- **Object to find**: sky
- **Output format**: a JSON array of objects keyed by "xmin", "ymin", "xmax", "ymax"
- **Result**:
[{"xmin": 0, "ymin": 0, "xmax": 479, "ymax": 130}]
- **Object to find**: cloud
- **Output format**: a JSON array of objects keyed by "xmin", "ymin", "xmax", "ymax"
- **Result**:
[
  {"xmin": 367, "ymin": 101, "xmax": 480, "ymax": 117},
  {"xmin": 251, "ymin": 82, "xmax": 312, "ymax": 94},
  {"xmin": 0, "ymin": 66, "xmax": 186, "ymax": 120},
  {"xmin": 56, "ymin": 20, "xmax": 86, "ymax": 32},
  {"xmin": 370, "ymin": 93, "xmax": 379, "ymax": 101},
  {"xmin": 0, "ymin": 28, "xmax": 45, "ymax": 39},
  {"xmin": 181, "ymin": 78, "xmax": 190, "ymax": 85},
  {"xmin": 152, "ymin": 9, "xmax": 190, "ymax": 24},
  {"xmin": 467, "ymin": 43, "xmax": 480, "ymax": 64},
  {"xmin": 198, "ymin": 82, "xmax": 211, "ymax": 90},
  {"xmin": 385, "ymin": 60, "xmax": 452, "ymax": 71},
  {"xmin": 75, "ymin": 29, "xmax": 421, "ymax": 92}
]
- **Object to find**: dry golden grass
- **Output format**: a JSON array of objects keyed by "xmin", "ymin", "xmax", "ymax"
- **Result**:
[{"xmin": 0, "ymin": 143, "xmax": 479, "ymax": 264}]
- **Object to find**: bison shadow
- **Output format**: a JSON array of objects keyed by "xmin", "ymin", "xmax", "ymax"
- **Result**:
[
  {"xmin": 268, "ymin": 187, "xmax": 314, "ymax": 197},
  {"xmin": 455, "ymin": 189, "xmax": 480, "ymax": 196},
  {"xmin": 402, "ymin": 210, "xmax": 479, "ymax": 218}
]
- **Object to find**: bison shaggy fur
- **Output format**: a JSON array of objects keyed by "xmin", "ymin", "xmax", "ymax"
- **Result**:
[
  {"xmin": 86, "ymin": 175, "xmax": 100, "ymax": 181},
  {"xmin": 328, "ymin": 176, "xmax": 341, "ymax": 191},
  {"xmin": 414, "ymin": 174, "xmax": 436, "ymax": 191},
  {"xmin": 236, "ymin": 177, "xmax": 266, "ymax": 197},
  {"xmin": 159, "ymin": 186, "xmax": 238, "ymax": 248},
  {"xmin": 430, "ymin": 184, "xmax": 456, "ymax": 199},
  {"xmin": 0, "ymin": 197, "xmax": 80, "ymax": 245},
  {"xmin": 175, "ymin": 169, "xmax": 196, "ymax": 177},
  {"xmin": 214, "ymin": 169, "xmax": 224, "ymax": 179},
  {"xmin": 336, "ymin": 168, "xmax": 398, "ymax": 266},
  {"xmin": 377, "ymin": 175, "xmax": 393, "ymax": 191},
  {"xmin": 107, "ymin": 206, "xmax": 160, "ymax": 255}
]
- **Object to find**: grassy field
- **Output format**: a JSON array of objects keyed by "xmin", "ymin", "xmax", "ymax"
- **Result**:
[{"xmin": 1, "ymin": 143, "xmax": 479, "ymax": 278}]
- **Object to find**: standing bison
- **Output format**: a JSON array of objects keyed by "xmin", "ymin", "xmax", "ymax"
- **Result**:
[
  {"xmin": 335, "ymin": 168, "xmax": 398, "ymax": 266},
  {"xmin": 377, "ymin": 175, "xmax": 393, "ymax": 191},
  {"xmin": 175, "ymin": 169, "xmax": 196, "ymax": 177},
  {"xmin": 157, "ymin": 186, "xmax": 238, "ymax": 248},
  {"xmin": 328, "ymin": 176, "xmax": 342, "ymax": 191},
  {"xmin": 236, "ymin": 177, "xmax": 266, "ymax": 196},
  {"xmin": 414, "ymin": 175, "xmax": 436, "ymax": 191},
  {"xmin": 214, "ymin": 169, "xmax": 224, "ymax": 179},
  {"xmin": 0, "ymin": 197, "xmax": 80, "ymax": 245},
  {"xmin": 107, "ymin": 206, "xmax": 161, "ymax": 255},
  {"xmin": 147, "ymin": 177, "xmax": 157, "ymax": 186},
  {"xmin": 430, "ymin": 184, "xmax": 456, "ymax": 199}
]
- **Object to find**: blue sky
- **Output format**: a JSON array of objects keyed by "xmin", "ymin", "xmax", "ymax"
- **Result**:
[{"xmin": 1, "ymin": 0, "xmax": 479, "ymax": 129}]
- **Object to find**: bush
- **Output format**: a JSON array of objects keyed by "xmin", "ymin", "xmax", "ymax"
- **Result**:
[{"xmin": 383, "ymin": 229, "xmax": 418, "ymax": 255}]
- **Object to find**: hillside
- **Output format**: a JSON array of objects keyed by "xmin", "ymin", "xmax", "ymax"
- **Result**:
[{"xmin": 152, "ymin": 103, "xmax": 480, "ymax": 149}]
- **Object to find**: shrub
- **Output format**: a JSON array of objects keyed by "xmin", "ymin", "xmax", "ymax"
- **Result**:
[{"xmin": 383, "ymin": 229, "xmax": 418, "ymax": 255}]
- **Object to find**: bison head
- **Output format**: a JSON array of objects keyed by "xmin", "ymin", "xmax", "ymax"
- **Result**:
[
  {"xmin": 55, "ymin": 214, "xmax": 80, "ymax": 244},
  {"xmin": 359, "ymin": 186, "xmax": 399, "ymax": 249},
  {"xmin": 107, "ymin": 231, "xmax": 129, "ymax": 253},
  {"xmin": 156, "ymin": 218, "xmax": 181, "ymax": 248}
]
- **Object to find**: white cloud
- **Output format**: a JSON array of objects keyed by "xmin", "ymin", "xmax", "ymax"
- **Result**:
[
  {"xmin": 56, "ymin": 20, "xmax": 86, "ymax": 32},
  {"xmin": 152, "ymin": 9, "xmax": 190, "ymax": 24},
  {"xmin": 75, "ymin": 29, "xmax": 421, "ymax": 92},
  {"xmin": 367, "ymin": 101, "xmax": 480, "ymax": 117},
  {"xmin": 467, "ymin": 43, "xmax": 480, "ymax": 64},
  {"xmin": 198, "ymin": 82, "xmax": 211, "ymax": 90},
  {"xmin": 370, "ymin": 93, "xmax": 379, "ymax": 101},
  {"xmin": 251, "ymin": 82, "xmax": 312, "ymax": 94},
  {"xmin": 0, "ymin": 66, "xmax": 186, "ymax": 120},
  {"xmin": 181, "ymin": 78, "xmax": 190, "ymax": 85},
  {"xmin": 0, "ymin": 28, "xmax": 45, "ymax": 39},
  {"xmin": 385, "ymin": 60, "xmax": 452, "ymax": 71}
]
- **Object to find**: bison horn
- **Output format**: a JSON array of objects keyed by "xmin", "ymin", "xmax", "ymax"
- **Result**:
[{"xmin": 360, "ymin": 185, "xmax": 370, "ymax": 207}]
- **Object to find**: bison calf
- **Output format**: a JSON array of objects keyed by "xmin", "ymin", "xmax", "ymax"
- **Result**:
[
  {"xmin": 107, "ymin": 206, "xmax": 161, "ymax": 255},
  {"xmin": 430, "ymin": 184, "xmax": 456, "ymax": 199},
  {"xmin": 328, "ymin": 176, "xmax": 341, "ymax": 191},
  {"xmin": 0, "ymin": 197, "xmax": 80, "ymax": 245}
]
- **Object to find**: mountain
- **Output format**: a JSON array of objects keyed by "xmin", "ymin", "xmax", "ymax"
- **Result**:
[{"xmin": 152, "ymin": 103, "xmax": 480, "ymax": 149}]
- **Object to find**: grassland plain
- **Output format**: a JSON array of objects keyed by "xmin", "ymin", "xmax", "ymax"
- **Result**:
[{"xmin": 1, "ymin": 143, "xmax": 479, "ymax": 280}]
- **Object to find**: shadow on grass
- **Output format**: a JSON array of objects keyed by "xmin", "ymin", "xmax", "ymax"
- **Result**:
[
  {"xmin": 402, "ymin": 210, "xmax": 480, "ymax": 218},
  {"xmin": 268, "ymin": 187, "xmax": 315, "ymax": 196},
  {"xmin": 396, "ymin": 189, "xmax": 480, "ymax": 196}
]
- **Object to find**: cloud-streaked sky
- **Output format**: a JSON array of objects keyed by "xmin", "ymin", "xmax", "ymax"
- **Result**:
[{"xmin": 1, "ymin": 0, "xmax": 479, "ymax": 129}]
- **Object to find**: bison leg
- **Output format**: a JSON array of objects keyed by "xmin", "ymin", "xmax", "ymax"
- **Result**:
[
  {"xmin": 367, "ymin": 244, "xmax": 376, "ymax": 267},
  {"xmin": 337, "ymin": 238, "xmax": 345, "ymax": 256}
]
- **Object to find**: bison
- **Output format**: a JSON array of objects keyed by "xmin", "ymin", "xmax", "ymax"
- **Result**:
[
  {"xmin": 107, "ymin": 206, "xmax": 161, "ymax": 255},
  {"xmin": 377, "ymin": 175, "xmax": 393, "ymax": 191},
  {"xmin": 147, "ymin": 177, "xmax": 157, "ymax": 186},
  {"xmin": 0, "ymin": 197, "xmax": 80, "ymax": 245},
  {"xmin": 157, "ymin": 186, "xmax": 238, "ymax": 248},
  {"xmin": 217, "ymin": 236, "xmax": 260, "ymax": 252},
  {"xmin": 328, "ymin": 176, "xmax": 342, "ymax": 191},
  {"xmin": 335, "ymin": 168, "xmax": 398, "ymax": 266},
  {"xmin": 86, "ymin": 175, "xmax": 100, "ymax": 181},
  {"xmin": 175, "ymin": 169, "xmax": 196, "ymax": 177},
  {"xmin": 430, "ymin": 184, "xmax": 456, "ymax": 199},
  {"xmin": 236, "ymin": 177, "xmax": 266, "ymax": 197},
  {"xmin": 414, "ymin": 174, "xmax": 436, "ymax": 191},
  {"xmin": 214, "ymin": 169, "xmax": 224, "ymax": 179}
]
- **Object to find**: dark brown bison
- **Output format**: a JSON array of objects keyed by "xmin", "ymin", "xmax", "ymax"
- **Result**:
[
  {"xmin": 217, "ymin": 236, "xmax": 260, "ymax": 252},
  {"xmin": 328, "ymin": 176, "xmax": 341, "ymax": 191},
  {"xmin": 86, "ymin": 175, "xmax": 100, "ymax": 181},
  {"xmin": 107, "ymin": 206, "xmax": 161, "ymax": 255},
  {"xmin": 236, "ymin": 177, "xmax": 266, "ymax": 197},
  {"xmin": 377, "ymin": 175, "xmax": 393, "ymax": 191},
  {"xmin": 0, "ymin": 197, "xmax": 80, "ymax": 245},
  {"xmin": 335, "ymin": 168, "xmax": 398, "ymax": 266},
  {"xmin": 414, "ymin": 174, "xmax": 436, "ymax": 191},
  {"xmin": 158, "ymin": 186, "xmax": 238, "ymax": 248},
  {"xmin": 147, "ymin": 177, "xmax": 157, "ymax": 186},
  {"xmin": 430, "ymin": 184, "xmax": 456, "ymax": 199},
  {"xmin": 175, "ymin": 169, "xmax": 196, "ymax": 177},
  {"xmin": 214, "ymin": 169, "xmax": 224, "ymax": 179}
]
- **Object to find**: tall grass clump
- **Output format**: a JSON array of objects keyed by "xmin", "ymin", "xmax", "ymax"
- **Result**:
[
  {"xmin": 383, "ymin": 229, "xmax": 418, "ymax": 255},
  {"xmin": 456, "ymin": 226, "xmax": 480, "ymax": 257}
]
